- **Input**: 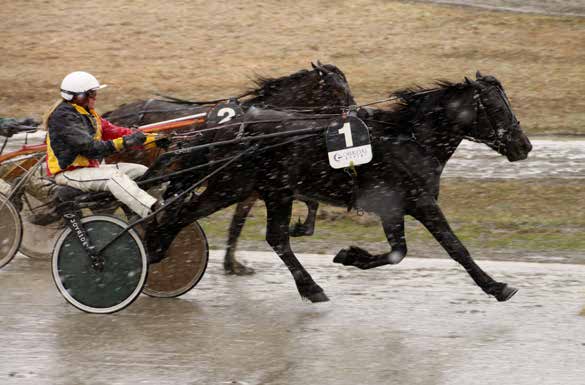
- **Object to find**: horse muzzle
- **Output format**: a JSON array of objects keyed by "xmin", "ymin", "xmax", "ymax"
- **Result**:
[{"xmin": 505, "ymin": 131, "xmax": 532, "ymax": 162}]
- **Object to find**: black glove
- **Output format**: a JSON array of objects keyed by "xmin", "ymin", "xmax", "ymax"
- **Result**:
[
  {"xmin": 155, "ymin": 136, "xmax": 172, "ymax": 149},
  {"xmin": 123, "ymin": 131, "xmax": 147, "ymax": 148}
]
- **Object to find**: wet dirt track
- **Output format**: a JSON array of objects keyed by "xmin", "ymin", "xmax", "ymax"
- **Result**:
[{"xmin": 1, "ymin": 251, "xmax": 584, "ymax": 385}]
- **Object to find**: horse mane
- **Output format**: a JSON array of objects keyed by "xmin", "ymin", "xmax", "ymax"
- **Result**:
[
  {"xmin": 392, "ymin": 80, "xmax": 460, "ymax": 107},
  {"xmin": 248, "ymin": 69, "xmax": 316, "ymax": 97},
  {"xmin": 366, "ymin": 79, "xmax": 470, "ymax": 135},
  {"xmin": 248, "ymin": 64, "xmax": 347, "ymax": 97}
]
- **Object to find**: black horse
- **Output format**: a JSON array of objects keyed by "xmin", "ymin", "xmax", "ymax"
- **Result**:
[
  {"xmin": 103, "ymin": 62, "xmax": 352, "ymax": 126},
  {"xmin": 151, "ymin": 71, "xmax": 532, "ymax": 303},
  {"xmin": 103, "ymin": 62, "xmax": 355, "ymax": 275}
]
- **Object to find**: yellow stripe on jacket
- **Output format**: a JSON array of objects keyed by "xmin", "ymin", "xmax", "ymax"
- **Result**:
[{"xmin": 46, "ymin": 104, "xmax": 103, "ymax": 175}]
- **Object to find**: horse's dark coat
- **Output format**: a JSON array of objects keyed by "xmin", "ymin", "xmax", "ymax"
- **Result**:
[
  {"xmin": 152, "ymin": 72, "xmax": 531, "ymax": 302},
  {"xmin": 104, "ymin": 63, "xmax": 355, "ymax": 274}
]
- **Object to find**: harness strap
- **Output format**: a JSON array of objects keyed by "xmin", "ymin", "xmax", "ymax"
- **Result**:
[
  {"xmin": 137, "ymin": 98, "xmax": 156, "ymax": 125},
  {"xmin": 236, "ymin": 122, "xmax": 247, "ymax": 139},
  {"xmin": 344, "ymin": 161, "xmax": 361, "ymax": 213},
  {"xmin": 155, "ymin": 90, "xmax": 254, "ymax": 105}
]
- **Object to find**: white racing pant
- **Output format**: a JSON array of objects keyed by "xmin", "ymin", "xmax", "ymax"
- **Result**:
[{"xmin": 54, "ymin": 163, "xmax": 156, "ymax": 218}]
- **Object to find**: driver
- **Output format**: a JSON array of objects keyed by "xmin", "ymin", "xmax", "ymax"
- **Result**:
[{"xmin": 45, "ymin": 71, "xmax": 163, "ymax": 218}]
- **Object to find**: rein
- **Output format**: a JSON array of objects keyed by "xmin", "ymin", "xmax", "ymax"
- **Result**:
[
  {"xmin": 155, "ymin": 90, "xmax": 255, "ymax": 105},
  {"xmin": 168, "ymin": 114, "xmax": 340, "ymax": 143},
  {"xmin": 357, "ymin": 89, "xmax": 440, "ymax": 108},
  {"xmin": 105, "ymin": 105, "xmax": 209, "ymax": 122}
]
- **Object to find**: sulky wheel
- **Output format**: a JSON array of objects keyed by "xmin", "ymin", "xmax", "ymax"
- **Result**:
[
  {"xmin": 142, "ymin": 221, "xmax": 209, "ymax": 298},
  {"xmin": 20, "ymin": 192, "xmax": 127, "ymax": 261},
  {"xmin": 0, "ymin": 193, "xmax": 23, "ymax": 269},
  {"xmin": 52, "ymin": 215, "xmax": 147, "ymax": 314}
]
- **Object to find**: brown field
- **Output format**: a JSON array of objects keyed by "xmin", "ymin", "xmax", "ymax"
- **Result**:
[
  {"xmin": 198, "ymin": 179, "xmax": 585, "ymax": 263},
  {"xmin": 1, "ymin": 0, "xmax": 584, "ymax": 134}
]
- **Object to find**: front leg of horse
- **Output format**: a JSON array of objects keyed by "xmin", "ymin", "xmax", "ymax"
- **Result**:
[
  {"xmin": 413, "ymin": 197, "xmax": 517, "ymax": 302},
  {"xmin": 333, "ymin": 214, "xmax": 407, "ymax": 269},
  {"xmin": 265, "ymin": 196, "xmax": 328, "ymax": 302},
  {"xmin": 290, "ymin": 199, "xmax": 318, "ymax": 237},
  {"xmin": 224, "ymin": 195, "xmax": 257, "ymax": 275}
]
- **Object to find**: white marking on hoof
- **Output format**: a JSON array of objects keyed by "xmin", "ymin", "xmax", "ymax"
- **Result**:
[{"xmin": 387, "ymin": 250, "xmax": 406, "ymax": 265}]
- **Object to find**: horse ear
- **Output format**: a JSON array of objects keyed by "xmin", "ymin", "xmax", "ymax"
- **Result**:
[
  {"xmin": 311, "ymin": 61, "xmax": 326, "ymax": 77},
  {"xmin": 476, "ymin": 70, "xmax": 483, "ymax": 79}
]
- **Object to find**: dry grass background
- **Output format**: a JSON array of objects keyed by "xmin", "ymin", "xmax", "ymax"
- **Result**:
[
  {"xmin": 1, "ymin": 0, "xmax": 584, "ymax": 134},
  {"xmin": 199, "ymin": 179, "xmax": 585, "ymax": 262}
]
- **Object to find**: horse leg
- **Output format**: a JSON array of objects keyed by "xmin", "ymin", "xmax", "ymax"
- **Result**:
[
  {"xmin": 412, "ymin": 197, "xmax": 517, "ymax": 302},
  {"xmin": 264, "ymin": 196, "xmax": 329, "ymax": 303},
  {"xmin": 145, "ymin": 186, "xmax": 242, "ymax": 264},
  {"xmin": 290, "ymin": 199, "xmax": 318, "ymax": 237},
  {"xmin": 333, "ymin": 209, "xmax": 408, "ymax": 269},
  {"xmin": 224, "ymin": 194, "xmax": 257, "ymax": 275}
]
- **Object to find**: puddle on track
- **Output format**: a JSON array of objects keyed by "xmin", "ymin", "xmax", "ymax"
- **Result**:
[{"xmin": 1, "ymin": 251, "xmax": 584, "ymax": 385}]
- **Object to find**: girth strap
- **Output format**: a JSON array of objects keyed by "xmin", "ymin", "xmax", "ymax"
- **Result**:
[{"xmin": 344, "ymin": 162, "xmax": 361, "ymax": 213}]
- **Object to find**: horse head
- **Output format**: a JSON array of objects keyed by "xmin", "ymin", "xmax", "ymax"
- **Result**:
[
  {"xmin": 247, "ymin": 62, "xmax": 355, "ymax": 111},
  {"xmin": 464, "ymin": 72, "xmax": 532, "ymax": 161},
  {"xmin": 311, "ymin": 61, "xmax": 356, "ymax": 107}
]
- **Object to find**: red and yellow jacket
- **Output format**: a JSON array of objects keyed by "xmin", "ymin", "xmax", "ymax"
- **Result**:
[{"xmin": 46, "ymin": 102, "xmax": 154, "ymax": 176}]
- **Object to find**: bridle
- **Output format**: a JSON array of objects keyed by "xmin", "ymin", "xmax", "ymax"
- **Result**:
[
  {"xmin": 466, "ymin": 82, "xmax": 520, "ymax": 153},
  {"xmin": 314, "ymin": 68, "xmax": 354, "ymax": 108}
]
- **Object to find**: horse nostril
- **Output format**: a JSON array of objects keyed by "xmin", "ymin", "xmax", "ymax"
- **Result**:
[{"xmin": 524, "ymin": 138, "xmax": 533, "ymax": 153}]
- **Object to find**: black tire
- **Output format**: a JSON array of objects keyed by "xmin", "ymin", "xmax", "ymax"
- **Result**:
[
  {"xmin": 52, "ymin": 215, "xmax": 147, "ymax": 314},
  {"xmin": 0, "ymin": 193, "xmax": 22, "ymax": 269},
  {"xmin": 19, "ymin": 193, "xmax": 124, "ymax": 261},
  {"xmin": 143, "ymin": 221, "xmax": 209, "ymax": 298}
]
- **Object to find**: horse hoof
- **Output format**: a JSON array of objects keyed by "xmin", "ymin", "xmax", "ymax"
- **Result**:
[
  {"xmin": 290, "ymin": 223, "xmax": 314, "ymax": 237},
  {"xmin": 387, "ymin": 250, "xmax": 406, "ymax": 265},
  {"xmin": 306, "ymin": 291, "xmax": 329, "ymax": 303},
  {"xmin": 496, "ymin": 285, "xmax": 518, "ymax": 302},
  {"xmin": 333, "ymin": 249, "xmax": 349, "ymax": 265},
  {"xmin": 225, "ymin": 261, "xmax": 255, "ymax": 276}
]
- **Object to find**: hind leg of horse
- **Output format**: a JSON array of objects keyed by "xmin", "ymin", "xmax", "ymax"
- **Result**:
[
  {"xmin": 264, "ymin": 196, "xmax": 328, "ymax": 303},
  {"xmin": 290, "ymin": 199, "xmax": 318, "ymax": 237},
  {"xmin": 333, "ymin": 211, "xmax": 408, "ymax": 269},
  {"xmin": 145, "ymin": 187, "xmax": 242, "ymax": 264},
  {"xmin": 224, "ymin": 195, "xmax": 257, "ymax": 275},
  {"xmin": 413, "ymin": 197, "xmax": 517, "ymax": 302}
]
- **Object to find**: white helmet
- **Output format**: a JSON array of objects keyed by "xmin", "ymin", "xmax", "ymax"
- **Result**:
[{"xmin": 60, "ymin": 71, "xmax": 107, "ymax": 100}]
